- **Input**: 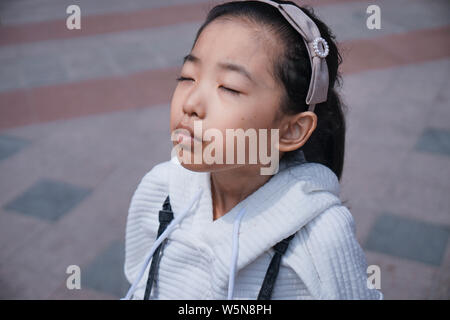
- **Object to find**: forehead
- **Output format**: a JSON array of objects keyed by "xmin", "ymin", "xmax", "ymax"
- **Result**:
[{"xmin": 190, "ymin": 18, "xmax": 279, "ymax": 88}]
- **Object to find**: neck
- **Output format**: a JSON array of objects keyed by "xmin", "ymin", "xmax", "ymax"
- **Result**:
[{"xmin": 210, "ymin": 165, "xmax": 273, "ymax": 221}]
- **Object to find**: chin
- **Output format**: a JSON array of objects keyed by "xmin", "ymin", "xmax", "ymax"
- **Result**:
[
  {"xmin": 176, "ymin": 154, "xmax": 237, "ymax": 172},
  {"xmin": 174, "ymin": 150, "xmax": 208, "ymax": 172},
  {"xmin": 179, "ymin": 161, "xmax": 211, "ymax": 172},
  {"xmin": 179, "ymin": 160, "xmax": 247, "ymax": 175}
]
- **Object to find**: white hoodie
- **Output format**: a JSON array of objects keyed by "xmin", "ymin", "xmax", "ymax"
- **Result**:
[{"xmin": 123, "ymin": 151, "xmax": 383, "ymax": 300}]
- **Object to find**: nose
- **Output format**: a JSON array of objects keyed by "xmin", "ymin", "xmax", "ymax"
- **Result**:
[{"xmin": 182, "ymin": 82, "xmax": 207, "ymax": 119}]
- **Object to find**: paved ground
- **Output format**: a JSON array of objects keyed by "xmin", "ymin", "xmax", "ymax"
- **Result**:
[{"xmin": 0, "ymin": 0, "xmax": 449, "ymax": 300}]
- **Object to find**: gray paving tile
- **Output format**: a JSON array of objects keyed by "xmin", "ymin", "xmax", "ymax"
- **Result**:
[
  {"xmin": 364, "ymin": 213, "xmax": 450, "ymax": 266},
  {"xmin": 415, "ymin": 128, "xmax": 450, "ymax": 156},
  {"xmin": 0, "ymin": 22, "xmax": 200, "ymax": 92},
  {"xmin": 0, "ymin": 57, "xmax": 25, "ymax": 92},
  {"xmin": 0, "ymin": 0, "xmax": 211, "ymax": 25},
  {"xmin": 4, "ymin": 179, "xmax": 91, "ymax": 222},
  {"xmin": 320, "ymin": 0, "xmax": 450, "ymax": 42},
  {"xmin": 19, "ymin": 54, "xmax": 69, "ymax": 89},
  {"xmin": 0, "ymin": 135, "xmax": 30, "ymax": 161},
  {"xmin": 81, "ymin": 240, "xmax": 128, "ymax": 298}
]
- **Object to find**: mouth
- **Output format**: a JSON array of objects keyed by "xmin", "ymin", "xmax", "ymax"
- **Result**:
[{"xmin": 174, "ymin": 123, "xmax": 202, "ymax": 146}]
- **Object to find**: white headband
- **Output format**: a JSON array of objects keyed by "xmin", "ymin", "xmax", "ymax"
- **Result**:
[{"xmin": 254, "ymin": 0, "xmax": 330, "ymax": 112}]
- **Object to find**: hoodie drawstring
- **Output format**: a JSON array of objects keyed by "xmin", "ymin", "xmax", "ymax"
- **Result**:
[
  {"xmin": 227, "ymin": 206, "xmax": 247, "ymax": 300},
  {"xmin": 123, "ymin": 187, "xmax": 292, "ymax": 300},
  {"xmin": 121, "ymin": 188, "xmax": 203, "ymax": 300}
]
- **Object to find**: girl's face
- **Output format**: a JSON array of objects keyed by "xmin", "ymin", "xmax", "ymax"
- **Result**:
[{"xmin": 170, "ymin": 18, "xmax": 286, "ymax": 173}]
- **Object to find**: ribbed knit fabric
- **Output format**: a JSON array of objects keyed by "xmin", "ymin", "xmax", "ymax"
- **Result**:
[{"xmin": 124, "ymin": 152, "xmax": 383, "ymax": 300}]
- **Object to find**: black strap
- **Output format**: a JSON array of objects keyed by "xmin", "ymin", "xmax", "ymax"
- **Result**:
[
  {"xmin": 257, "ymin": 234, "xmax": 295, "ymax": 300},
  {"xmin": 143, "ymin": 195, "xmax": 294, "ymax": 300},
  {"xmin": 143, "ymin": 195, "xmax": 173, "ymax": 300}
]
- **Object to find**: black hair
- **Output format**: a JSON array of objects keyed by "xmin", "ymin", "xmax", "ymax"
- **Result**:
[{"xmin": 191, "ymin": 0, "xmax": 346, "ymax": 180}]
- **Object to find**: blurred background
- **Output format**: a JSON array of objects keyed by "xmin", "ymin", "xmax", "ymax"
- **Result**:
[{"xmin": 0, "ymin": 0, "xmax": 449, "ymax": 299}]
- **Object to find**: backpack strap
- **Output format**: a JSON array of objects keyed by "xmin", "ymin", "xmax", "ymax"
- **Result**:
[
  {"xmin": 143, "ymin": 195, "xmax": 173, "ymax": 300},
  {"xmin": 143, "ymin": 195, "xmax": 295, "ymax": 300},
  {"xmin": 257, "ymin": 234, "xmax": 295, "ymax": 300}
]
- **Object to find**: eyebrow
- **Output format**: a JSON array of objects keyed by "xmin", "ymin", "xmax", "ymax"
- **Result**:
[
  {"xmin": 182, "ymin": 53, "xmax": 255, "ymax": 83},
  {"xmin": 183, "ymin": 53, "xmax": 200, "ymax": 65}
]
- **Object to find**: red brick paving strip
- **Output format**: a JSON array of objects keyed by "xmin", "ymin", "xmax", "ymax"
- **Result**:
[
  {"xmin": 0, "ymin": 66, "xmax": 180, "ymax": 130},
  {"xmin": 340, "ymin": 26, "xmax": 450, "ymax": 74},
  {"xmin": 0, "ymin": 0, "xmax": 368, "ymax": 46},
  {"xmin": 0, "ymin": 3, "xmax": 208, "ymax": 47},
  {"xmin": 1, "ymin": 25, "xmax": 449, "ymax": 131}
]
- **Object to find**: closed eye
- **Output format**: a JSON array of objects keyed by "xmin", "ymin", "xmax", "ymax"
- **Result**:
[
  {"xmin": 176, "ymin": 76, "xmax": 194, "ymax": 82},
  {"xmin": 176, "ymin": 77, "xmax": 241, "ymax": 96},
  {"xmin": 219, "ymin": 86, "xmax": 241, "ymax": 96}
]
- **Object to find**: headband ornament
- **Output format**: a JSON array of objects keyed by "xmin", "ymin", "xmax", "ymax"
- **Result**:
[{"xmin": 312, "ymin": 36, "xmax": 329, "ymax": 58}]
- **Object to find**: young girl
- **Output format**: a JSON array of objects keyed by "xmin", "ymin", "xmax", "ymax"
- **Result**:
[{"xmin": 122, "ymin": 0, "xmax": 383, "ymax": 300}]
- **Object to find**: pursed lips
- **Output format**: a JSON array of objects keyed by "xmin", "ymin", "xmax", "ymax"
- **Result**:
[{"xmin": 174, "ymin": 124, "xmax": 202, "ymax": 144}]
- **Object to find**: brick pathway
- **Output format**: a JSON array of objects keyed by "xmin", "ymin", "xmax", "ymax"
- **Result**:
[{"xmin": 0, "ymin": 0, "xmax": 449, "ymax": 299}]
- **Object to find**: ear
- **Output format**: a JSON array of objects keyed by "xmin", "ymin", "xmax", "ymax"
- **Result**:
[{"xmin": 277, "ymin": 111, "xmax": 317, "ymax": 152}]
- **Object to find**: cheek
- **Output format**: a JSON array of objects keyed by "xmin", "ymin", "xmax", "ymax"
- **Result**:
[
  {"xmin": 238, "ymin": 96, "xmax": 279, "ymax": 130},
  {"xmin": 237, "ymin": 109, "xmax": 275, "ymax": 131},
  {"xmin": 208, "ymin": 102, "xmax": 276, "ymax": 135},
  {"xmin": 211, "ymin": 111, "xmax": 276, "ymax": 149}
]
